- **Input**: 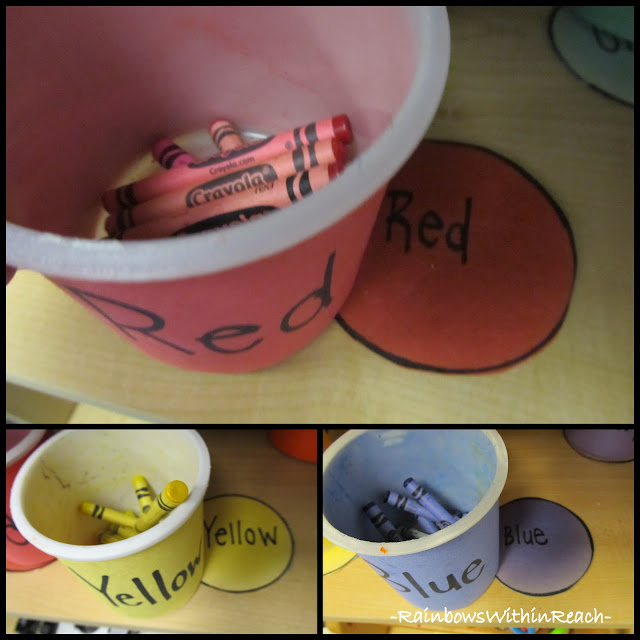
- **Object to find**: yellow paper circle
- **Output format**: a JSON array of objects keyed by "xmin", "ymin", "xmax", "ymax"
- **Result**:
[
  {"xmin": 323, "ymin": 537, "xmax": 357, "ymax": 575},
  {"xmin": 201, "ymin": 495, "xmax": 294, "ymax": 592}
]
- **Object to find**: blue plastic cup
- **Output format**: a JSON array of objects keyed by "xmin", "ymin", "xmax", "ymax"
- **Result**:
[{"xmin": 323, "ymin": 429, "xmax": 508, "ymax": 611}]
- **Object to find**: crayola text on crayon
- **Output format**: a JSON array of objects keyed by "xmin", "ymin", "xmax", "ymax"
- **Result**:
[
  {"xmin": 67, "ymin": 537, "xmax": 202, "ymax": 608},
  {"xmin": 186, "ymin": 165, "xmax": 279, "ymax": 206},
  {"xmin": 103, "ymin": 115, "xmax": 352, "ymax": 211},
  {"xmin": 203, "ymin": 152, "xmax": 259, "ymax": 176}
]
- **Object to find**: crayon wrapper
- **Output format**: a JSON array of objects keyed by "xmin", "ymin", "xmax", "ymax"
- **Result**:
[
  {"xmin": 209, "ymin": 120, "xmax": 245, "ymax": 153},
  {"xmin": 120, "ymin": 164, "xmax": 336, "ymax": 240},
  {"xmin": 111, "ymin": 137, "xmax": 343, "ymax": 232},
  {"xmin": 104, "ymin": 115, "xmax": 348, "ymax": 212},
  {"xmin": 363, "ymin": 502, "xmax": 402, "ymax": 543}
]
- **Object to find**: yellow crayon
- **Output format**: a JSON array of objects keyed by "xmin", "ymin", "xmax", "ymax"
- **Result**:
[
  {"xmin": 112, "ymin": 523, "xmax": 139, "ymax": 538},
  {"xmin": 135, "ymin": 480, "xmax": 189, "ymax": 532},
  {"xmin": 79, "ymin": 501, "xmax": 138, "ymax": 529},
  {"xmin": 132, "ymin": 475, "xmax": 154, "ymax": 513},
  {"xmin": 98, "ymin": 529, "xmax": 125, "ymax": 544},
  {"xmin": 111, "ymin": 512, "xmax": 139, "ymax": 538}
]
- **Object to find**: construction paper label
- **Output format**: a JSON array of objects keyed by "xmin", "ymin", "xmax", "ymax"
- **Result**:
[
  {"xmin": 322, "ymin": 536, "xmax": 357, "ymax": 576},
  {"xmin": 564, "ymin": 428, "xmax": 634, "ymax": 461},
  {"xmin": 201, "ymin": 494, "xmax": 294, "ymax": 592},
  {"xmin": 337, "ymin": 140, "xmax": 577, "ymax": 373},
  {"xmin": 497, "ymin": 497, "xmax": 593, "ymax": 596},
  {"xmin": 548, "ymin": 6, "xmax": 634, "ymax": 107}
]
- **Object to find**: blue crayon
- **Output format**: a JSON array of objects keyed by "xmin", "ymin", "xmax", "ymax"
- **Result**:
[
  {"xmin": 362, "ymin": 501, "xmax": 403, "ymax": 543},
  {"xmin": 398, "ymin": 525, "xmax": 430, "ymax": 540},
  {"xmin": 416, "ymin": 514, "xmax": 440, "ymax": 534},
  {"xmin": 403, "ymin": 477, "xmax": 459, "ymax": 526},
  {"xmin": 384, "ymin": 490, "xmax": 435, "ymax": 521}
]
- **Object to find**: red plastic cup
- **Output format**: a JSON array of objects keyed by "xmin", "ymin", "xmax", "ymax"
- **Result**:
[
  {"xmin": 6, "ymin": 430, "xmax": 57, "ymax": 570},
  {"xmin": 6, "ymin": 7, "xmax": 450, "ymax": 373},
  {"xmin": 268, "ymin": 429, "xmax": 317, "ymax": 463}
]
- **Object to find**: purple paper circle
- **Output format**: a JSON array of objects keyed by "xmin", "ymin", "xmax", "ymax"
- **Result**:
[{"xmin": 497, "ymin": 497, "xmax": 593, "ymax": 596}]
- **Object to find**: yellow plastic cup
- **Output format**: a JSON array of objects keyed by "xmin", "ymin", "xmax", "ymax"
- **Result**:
[{"xmin": 9, "ymin": 429, "xmax": 210, "ymax": 618}]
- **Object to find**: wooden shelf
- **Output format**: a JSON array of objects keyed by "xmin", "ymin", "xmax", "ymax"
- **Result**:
[
  {"xmin": 7, "ymin": 429, "xmax": 317, "ymax": 633},
  {"xmin": 323, "ymin": 429, "xmax": 634, "ymax": 630}
]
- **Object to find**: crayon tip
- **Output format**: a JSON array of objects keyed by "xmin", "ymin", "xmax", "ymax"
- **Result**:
[
  {"xmin": 362, "ymin": 501, "xmax": 377, "ymax": 511},
  {"xmin": 208, "ymin": 118, "xmax": 229, "ymax": 136},
  {"xmin": 166, "ymin": 480, "xmax": 189, "ymax": 504},
  {"xmin": 151, "ymin": 137, "xmax": 172, "ymax": 163},
  {"xmin": 102, "ymin": 189, "xmax": 117, "ymax": 215},
  {"xmin": 328, "ymin": 163, "xmax": 343, "ymax": 180},
  {"xmin": 332, "ymin": 114, "xmax": 353, "ymax": 145},
  {"xmin": 331, "ymin": 138, "xmax": 347, "ymax": 168},
  {"xmin": 104, "ymin": 214, "xmax": 117, "ymax": 237},
  {"xmin": 403, "ymin": 477, "xmax": 414, "ymax": 487}
]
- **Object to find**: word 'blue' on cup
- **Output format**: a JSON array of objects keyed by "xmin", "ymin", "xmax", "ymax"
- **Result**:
[{"xmin": 323, "ymin": 429, "xmax": 508, "ymax": 611}]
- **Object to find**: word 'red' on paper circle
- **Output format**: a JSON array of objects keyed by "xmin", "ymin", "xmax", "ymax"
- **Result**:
[{"xmin": 336, "ymin": 140, "xmax": 577, "ymax": 373}]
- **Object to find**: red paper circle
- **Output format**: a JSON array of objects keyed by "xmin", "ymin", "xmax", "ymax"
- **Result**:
[{"xmin": 337, "ymin": 140, "xmax": 576, "ymax": 373}]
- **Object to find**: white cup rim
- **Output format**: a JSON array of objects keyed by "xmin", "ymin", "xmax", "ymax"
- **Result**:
[
  {"xmin": 9, "ymin": 429, "xmax": 211, "ymax": 561},
  {"xmin": 6, "ymin": 429, "xmax": 47, "ymax": 467},
  {"xmin": 322, "ymin": 429, "xmax": 508, "ymax": 556}
]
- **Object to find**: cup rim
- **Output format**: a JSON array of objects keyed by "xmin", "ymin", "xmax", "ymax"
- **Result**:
[
  {"xmin": 6, "ymin": 429, "xmax": 47, "ymax": 467},
  {"xmin": 322, "ymin": 429, "xmax": 508, "ymax": 556},
  {"xmin": 9, "ymin": 429, "xmax": 211, "ymax": 561},
  {"xmin": 6, "ymin": 6, "xmax": 450, "ymax": 282}
]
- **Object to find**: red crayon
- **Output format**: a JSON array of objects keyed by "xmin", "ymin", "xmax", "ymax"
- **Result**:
[
  {"xmin": 119, "ymin": 163, "xmax": 341, "ymax": 240},
  {"xmin": 152, "ymin": 138, "xmax": 198, "ymax": 169},
  {"xmin": 107, "ymin": 137, "xmax": 346, "ymax": 234},
  {"xmin": 209, "ymin": 119, "xmax": 245, "ymax": 153},
  {"xmin": 103, "ymin": 114, "xmax": 352, "ymax": 213}
]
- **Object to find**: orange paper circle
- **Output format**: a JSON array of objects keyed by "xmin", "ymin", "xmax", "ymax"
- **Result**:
[{"xmin": 337, "ymin": 140, "xmax": 576, "ymax": 373}]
